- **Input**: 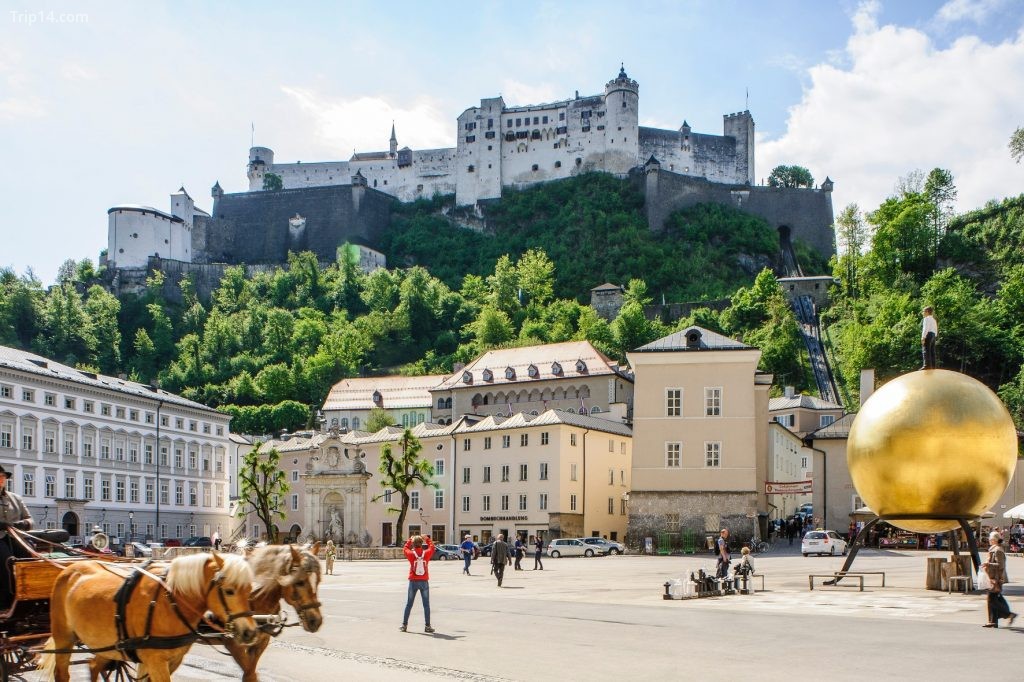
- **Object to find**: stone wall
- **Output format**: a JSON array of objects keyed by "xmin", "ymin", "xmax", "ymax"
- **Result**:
[
  {"xmin": 626, "ymin": 490, "xmax": 758, "ymax": 550},
  {"xmin": 547, "ymin": 512, "xmax": 584, "ymax": 540},
  {"xmin": 637, "ymin": 166, "xmax": 836, "ymax": 259}
]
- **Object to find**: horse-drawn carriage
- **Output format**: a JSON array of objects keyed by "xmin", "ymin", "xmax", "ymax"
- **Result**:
[{"xmin": 0, "ymin": 528, "xmax": 323, "ymax": 682}]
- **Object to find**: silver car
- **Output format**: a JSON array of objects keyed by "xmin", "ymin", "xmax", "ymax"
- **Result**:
[
  {"xmin": 581, "ymin": 537, "xmax": 626, "ymax": 555},
  {"xmin": 547, "ymin": 538, "xmax": 606, "ymax": 558}
]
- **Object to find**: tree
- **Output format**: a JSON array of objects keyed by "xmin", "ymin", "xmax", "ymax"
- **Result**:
[
  {"xmin": 263, "ymin": 172, "xmax": 283, "ymax": 191},
  {"xmin": 1011, "ymin": 127, "xmax": 1024, "ymax": 164},
  {"xmin": 767, "ymin": 165, "xmax": 814, "ymax": 189},
  {"xmin": 377, "ymin": 429, "xmax": 436, "ymax": 545},
  {"xmin": 471, "ymin": 306, "xmax": 514, "ymax": 347},
  {"xmin": 366, "ymin": 407, "xmax": 396, "ymax": 433},
  {"xmin": 516, "ymin": 249, "xmax": 555, "ymax": 306},
  {"xmin": 84, "ymin": 286, "xmax": 122, "ymax": 374},
  {"xmin": 924, "ymin": 168, "xmax": 957, "ymax": 259},
  {"xmin": 834, "ymin": 204, "xmax": 868, "ymax": 301},
  {"xmin": 237, "ymin": 443, "xmax": 290, "ymax": 542}
]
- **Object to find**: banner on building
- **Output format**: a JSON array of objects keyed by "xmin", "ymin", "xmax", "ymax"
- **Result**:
[{"xmin": 764, "ymin": 480, "xmax": 813, "ymax": 494}]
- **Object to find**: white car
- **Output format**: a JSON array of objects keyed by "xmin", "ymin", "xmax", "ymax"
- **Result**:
[
  {"xmin": 547, "ymin": 538, "xmax": 605, "ymax": 558},
  {"xmin": 581, "ymin": 537, "xmax": 626, "ymax": 555},
  {"xmin": 802, "ymin": 530, "xmax": 848, "ymax": 557}
]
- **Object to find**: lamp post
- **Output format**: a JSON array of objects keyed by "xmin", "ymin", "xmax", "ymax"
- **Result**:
[
  {"xmin": 189, "ymin": 511, "xmax": 195, "ymax": 538},
  {"xmin": 128, "ymin": 511, "xmax": 134, "ymax": 543}
]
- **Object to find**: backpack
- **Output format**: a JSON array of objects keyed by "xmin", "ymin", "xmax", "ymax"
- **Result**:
[{"xmin": 413, "ymin": 549, "xmax": 426, "ymax": 576}]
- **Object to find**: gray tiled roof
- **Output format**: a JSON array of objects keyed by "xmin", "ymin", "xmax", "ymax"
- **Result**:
[
  {"xmin": 769, "ymin": 395, "xmax": 843, "ymax": 411},
  {"xmin": 0, "ymin": 344, "xmax": 222, "ymax": 415},
  {"xmin": 633, "ymin": 326, "xmax": 751, "ymax": 352},
  {"xmin": 806, "ymin": 412, "xmax": 856, "ymax": 439}
]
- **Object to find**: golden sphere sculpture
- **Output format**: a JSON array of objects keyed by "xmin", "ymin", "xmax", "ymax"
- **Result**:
[{"xmin": 847, "ymin": 369, "xmax": 1017, "ymax": 533}]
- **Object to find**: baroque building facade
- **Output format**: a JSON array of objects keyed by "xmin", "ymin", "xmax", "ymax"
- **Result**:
[{"xmin": 0, "ymin": 345, "xmax": 233, "ymax": 547}]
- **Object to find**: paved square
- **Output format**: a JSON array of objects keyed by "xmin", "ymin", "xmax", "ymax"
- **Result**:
[{"xmin": 59, "ymin": 546, "xmax": 1024, "ymax": 681}]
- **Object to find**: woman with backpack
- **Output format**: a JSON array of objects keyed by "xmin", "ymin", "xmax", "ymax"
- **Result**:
[{"xmin": 401, "ymin": 535, "xmax": 435, "ymax": 633}]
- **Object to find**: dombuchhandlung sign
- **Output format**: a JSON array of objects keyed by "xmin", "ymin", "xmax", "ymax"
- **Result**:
[{"xmin": 764, "ymin": 480, "xmax": 812, "ymax": 494}]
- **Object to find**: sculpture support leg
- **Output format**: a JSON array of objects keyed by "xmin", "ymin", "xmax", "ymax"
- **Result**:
[
  {"xmin": 958, "ymin": 519, "xmax": 982, "ymax": 572},
  {"xmin": 827, "ymin": 518, "xmax": 879, "ymax": 586}
]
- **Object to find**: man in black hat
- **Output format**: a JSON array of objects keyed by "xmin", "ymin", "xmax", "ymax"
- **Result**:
[{"xmin": 0, "ymin": 464, "xmax": 34, "ymax": 606}]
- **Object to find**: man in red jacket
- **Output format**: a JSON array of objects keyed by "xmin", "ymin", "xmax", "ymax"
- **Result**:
[{"xmin": 401, "ymin": 535, "xmax": 435, "ymax": 633}]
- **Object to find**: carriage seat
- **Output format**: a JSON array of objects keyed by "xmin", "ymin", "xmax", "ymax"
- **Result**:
[{"xmin": 26, "ymin": 529, "xmax": 71, "ymax": 544}]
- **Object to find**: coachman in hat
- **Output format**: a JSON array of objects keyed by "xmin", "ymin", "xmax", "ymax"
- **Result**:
[{"xmin": 0, "ymin": 463, "xmax": 34, "ymax": 607}]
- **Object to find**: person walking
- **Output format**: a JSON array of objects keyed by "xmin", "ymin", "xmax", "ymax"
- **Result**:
[
  {"xmin": 324, "ymin": 539, "xmax": 337, "ymax": 576},
  {"xmin": 491, "ymin": 533, "xmax": 510, "ymax": 587},
  {"xmin": 212, "ymin": 530, "xmax": 222, "ymax": 551},
  {"xmin": 533, "ymin": 533, "xmax": 545, "ymax": 570},
  {"xmin": 920, "ymin": 306, "xmax": 938, "ymax": 370},
  {"xmin": 513, "ymin": 535, "xmax": 524, "ymax": 570},
  {"xmin": 982, "ymin": 531, "xmax": 1017, "ymax": 628},
  {"xmin": 460, "ymin": 534, "xmax": 475, "ymax": 575},
  {"xmin": 716, "ymin": 529, "xmax": 731, "ymax": 579},
  {"xmin": 0, "ymin": 464, "xmax": 33, "ymax": 608},
  {"xmin": 401, "ymin": 535, "xmax": 435, "ymax": 633}
]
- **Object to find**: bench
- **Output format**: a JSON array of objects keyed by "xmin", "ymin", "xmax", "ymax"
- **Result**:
[
  {"xmin": 736, "ymin": 573, "xmax": 765, "ymax": 593},
  {"xmin": 948, "ymin": 575, "xmax": 973, "ymax": 594},
  {"xmin": 809, "ymin": 573, "xmax": 864, "ymax": 591}
]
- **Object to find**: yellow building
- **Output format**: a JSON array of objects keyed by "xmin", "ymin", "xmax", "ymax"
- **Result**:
[{"xmin": 626, "ymin": 327, "xmax": 772, "ymax": 543}]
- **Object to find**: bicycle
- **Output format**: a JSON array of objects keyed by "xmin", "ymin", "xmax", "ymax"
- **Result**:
[{"xmin": 748, "ymin": 539, "xmax": 770, "ymax": 554}]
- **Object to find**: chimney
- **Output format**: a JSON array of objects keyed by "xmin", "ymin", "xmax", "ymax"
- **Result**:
[
  {"xmin": 860, "ymin": 369, "xmax": 875, "ymax": 407},
  {"xmin": 784, "ymin": 386, "xmax": 795, "ymax": 399}
]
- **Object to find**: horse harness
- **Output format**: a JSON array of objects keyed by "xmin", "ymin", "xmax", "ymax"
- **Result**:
[{"xmin": 108, "ymin": 560, "xmax": 253, "ymax": 662}]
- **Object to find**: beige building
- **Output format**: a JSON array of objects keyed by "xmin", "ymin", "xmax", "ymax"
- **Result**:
[
  {"xmin": 768, "ymin": 387, "xmax": 843, "ymax": 437},
  {"xmin": 430, "ymin": 341, "xmax": 633, "ymax": 425},
  {"xmin": 321, "ymin": 375, "xmax": 447, "ymax": 431},
  {"xmin": 626, "ymin": 327, "xmax": 772, "ymax": 543},
  {"xmin": 249, "ymin": 410, "xmax": 631, "ymax": 546},
  {"xmin": 767, "ymin": 421, "xmax": 813, "ymax": 519}
]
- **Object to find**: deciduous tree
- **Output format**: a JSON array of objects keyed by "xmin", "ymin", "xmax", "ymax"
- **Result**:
[
  {"xmin": 376, "ymin": 429, "xmax": 436, "ymax": 546},
  {"xmin": 237, "ymin": 443, "xmax": 290, "ymax": 543}
]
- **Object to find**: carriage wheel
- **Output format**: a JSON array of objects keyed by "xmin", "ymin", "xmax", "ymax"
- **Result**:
[{"xmin": 99, "ymin": 660, "xmax": 144, "ymax": 682}]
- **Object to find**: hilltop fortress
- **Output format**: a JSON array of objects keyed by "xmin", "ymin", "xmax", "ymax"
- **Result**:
[{"xmin": 104, "ymin": 66, "xmax": 834, "ymax": 298}]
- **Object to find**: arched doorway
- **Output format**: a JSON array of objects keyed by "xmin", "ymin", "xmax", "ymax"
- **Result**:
[
  {"xmin": 289, "ymin": 524, "xmax": 302, "ymax": 542},
  {"xmin": 62, "ymin": 511, "xmax": 79, "ymax": 537}
]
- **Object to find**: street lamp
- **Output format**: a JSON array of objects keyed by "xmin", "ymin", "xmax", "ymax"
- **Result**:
[
  {"xmin": 128, "ymin": 511, "xmax": 134, "ymax": 542},
  {"xmin": 189, "ymin": 511, "xmax": 195, "ymax": 537}
]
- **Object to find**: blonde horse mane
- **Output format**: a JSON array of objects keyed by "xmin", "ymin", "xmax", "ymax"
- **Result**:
[
  {"xmin": 248, "ymin": 544, "xmax": 321, "ymax": 590},
  {"xmin": 166, "ymin": 552, "xmax": 253, "ymax": 600}
]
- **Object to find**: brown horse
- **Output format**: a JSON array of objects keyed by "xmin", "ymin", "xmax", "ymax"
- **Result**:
[
  {"xmin": 38, "ymin": 552, "xmax": 258, "ymax": 682},
  {"xmin": 217, "ymin": 543, "xmax": 324, "ymax": 682}
]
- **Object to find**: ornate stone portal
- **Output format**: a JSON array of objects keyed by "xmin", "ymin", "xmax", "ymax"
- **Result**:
[{"xmin": 302, "ymin": 432, "xmax": 374, "ymax": 547}]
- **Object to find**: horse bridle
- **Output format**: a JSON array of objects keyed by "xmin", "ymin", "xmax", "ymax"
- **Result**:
[{"xmin": 203, "ymin": 570, "xmax": 255, "ymax": 633}]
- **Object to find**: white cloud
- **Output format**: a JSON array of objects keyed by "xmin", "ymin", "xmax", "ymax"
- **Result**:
[
  {"xmin": 500, "ymin": 80, "xmax": 562, "ymax": 107},
  {"xmin": 280, "ymin": 87, "xmax": 453, "ymax": 155},
  {"xmin": 759, "ymin": 3, "xmax": 1024, "ymax": 216},
  {"xmin": 935, "ymin": 0, "xmax": 1004, "ymax": 24},
  {"xmin": 0, "ymin": 95, "xmax": 46, "ymax": 121},
  {"xmin": 61, "ymin": 63, "xmax": 97, "ymax": 81}
]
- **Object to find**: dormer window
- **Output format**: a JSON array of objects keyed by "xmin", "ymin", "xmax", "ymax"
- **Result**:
[
  {"xmin": 482, "ymin": 369, "xmax": 493, "ymax": 382},
  {"xmin": 575, "ymin": 360, "xmax": 587, "ymax": 373},
  {"xmin": 505, "ymin": 367, "xmax": 516, "ymax": 380},
  {"xmin": 528, "ymin": 364, "xmax": 538, "ymax": 378},
  {"xmin": 372, "ymin": 390, "xmax": 382, "ymax": 404},
  {"xmin": 462, "ymin": 371, "xmax": 473, "ymax": 384},
  {"xmin": 551, "ymin": 362, "xmax": 563, "ymax": 376}
]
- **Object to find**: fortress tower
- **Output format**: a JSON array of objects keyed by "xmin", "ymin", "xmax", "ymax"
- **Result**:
[
  {"xmin": 602, "ymin": 64, "xmax": 640, "ymax": 174},
  {"xmin": 247, "ymin": 147, "xmax": 274, "ymax": 190},
  {"xmin": 723, "ymin": 111, "xmax": 754, "ymax": 185}
]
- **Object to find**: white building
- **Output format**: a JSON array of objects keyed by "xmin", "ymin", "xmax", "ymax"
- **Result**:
[
  {"xmin": 767, "ymin": 421, "xmax": 813, "ymax": 518},
  {"xmin": 247, "ymin": 66, "xmax": 754, "ymax": 207},
  {"xmin": 106, "ymin": 188, "xmax": 206, "ymax": 269},
  {"xmin": 321, "ymin": 375, "xmax": 447, "ymax": 432},
  {"xmin": 0, "ymin": 345, "xmax": 233, "ymax": 546}
]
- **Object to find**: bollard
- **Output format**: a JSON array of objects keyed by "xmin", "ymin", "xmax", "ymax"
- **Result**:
[{"xmin": 663, "ymin": 581, "xmax": 673, "ymax": 600}]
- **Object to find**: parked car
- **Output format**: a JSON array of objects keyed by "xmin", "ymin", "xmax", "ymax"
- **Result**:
[
  {"xmin": 434, "ymin": 544, "xmax": 462, "ymax": 560},
  {"xmin": 161, "ymin": 538, "xmax": 183, "ymax": 547},
  {"xmin": 581, "ymin": 537, "xmax": 626, "ymax": 555},
  {"xmin": 183, "ymin": 536, "xmax": 212, "ymax": 547},
  {"xmin": 479, "ymin": 541, "xmax": 513, "ymax": 559},
  {"xmin": 128, "ymin": 541, "xmax": 153, "ymax": 557},
  {"xmin": 802, "ymin": 530, "xmax": 848, "ymax": 557},
  {"xmin": 548, "ymin": 538, "xmax": 605, "ymax": 558}
]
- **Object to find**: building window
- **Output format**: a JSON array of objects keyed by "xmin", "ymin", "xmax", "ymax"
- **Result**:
[
  {"xmin": 705, "ymin": 387, "xmax": 722, "ymax": 416},
  {"xmin": 501, "ymin": 465, "xmax": 510, "ymax": 482},
  {"xmin": 83, "ymin": 439, "xmax": 93, "ymax": 458},
  {"xmin": 520, "ymin": 433, "xmax": 529, "ymax": 447},
  {"xmin": 463, "ymin": 438, "xmax": 471, "ymax": 451},
  {"xmin": 820, "ymin": 414, "xmax": 836, "ymax": 427},
  {"xmin": 189, "ymin": 487, "xmax": 197, "ymax": 506},
  {"xmin": 501, "ymin": 494, "xmax": 509, "ymax": 511},
  {"xmin": 483, "ymin": 466, "xmax": 491, "ymax": 483},
  {"xmin": 145, "ymin": 412, "xmax": 154, "ymax": 424},
  {"xmin": 0, "ymin": 385, "xmax": 9, "ymax": 399},
  {"xmin": 202, "ymin": 423, "xmax": 210, "ymax": 434},
  {"xmin": 435, "ymin": 459, "xmax": 445, "ymax": 477},
  {"xmin": 175, "ymin": 449, "xmax": 183, "ymax": 469},
  {"xmin": 64, "ymin": 435, "xmax": 75, "ymax": 455},
  {"xmin": 129, "ymin": 445, "xmax": 138, "ymax": 463},
  {"xmin": 159, "ymin": 446, "xmax": 168, "ymax": 466},
  {"xmin": 621, "ymin": 500, "xmax": 627, "ymax": 515},
  {"xmin": 44, "ymin": 474, "xmax": 55, "ymax": 498},
  {"xmin": 608, "ymin": 438, "xmax": 614, "ymax": 452},
  {"xmin": 22, "ymin": 429, "xmax": 33, "ymax": 451},
  {"xmin": 705, "ymin": 442, "xmax": 721, "ymax": 467},
  {"xmin": 84, "ymin": 401, "xmax": 94, "ymax": 413},
  {"xmin": 0, "ymin": 425, "xmax": 11, "ymax": 449},
  {"xmin": 145, "ymin": 482, "xmax": 154, "ymax": 504},
  {"xmin": 160, "ymin": 484, "xmax": 169, "ymax": 505},
  {"xmin": 570, "ymin": 433, "xmax": 577, "ymax": 447},
  {"xmin": 519, "ymin": 463, "xmax": 528, "ymax": 481},
  {"xmin": 64, "ymin": 397, "xmax": 75, "ymax": 410},
  {"xmin": 410, "ymin": 491, "xmax": 419, "ymax": 510},
  {"xmin": 541, "ymin": 432, "xmax": 549, "ymax": 445},
  {"xmin": 189, "ymin": 451, "xmax": 197, "ymax": 469},
  {"xmin": 22, "ymin": 472, "xmax": 34, "ymax": 497},
  {"xmin": 462, "ymin": 495, "xmax": 470, "ymax": 512},
  {"xmin": 570, "ymin": 463, "xmax": 578, "ymax": 481},
  {"xmin": 621, "ymin": 441, "xmax": 626, "ymax": 454},
  {"xmin": 801, "ymin": 456, "xmax": 808, "ymax": 469},
  {"xmin": 608, "ymin": 468, "xmax": 614, "ymax": 485},
  {"xmin": 130, "ymin": 480, "xmax": 139, "ymax": 503},
  {"xmin": 101, "ymin": 479, "xmax": 111, "ymax": 501},
  {"xmin": 384, "ymin": 489, "xmax": 393, "ymax": 504},
  {"xmin": 175, "ymin": 418, "xmax": 183, "ymax": 429},
  {"xmin": 114, "ymin": 445, "xmax": 123, "ymax": 461},
  {"xmin": 116, "ymin": 479, "xmax": 125, "ymax": 502},
  {"xmin": 44, "ymin": 393, "xmax": 55, "ymax": 406},
  {"xmin": 175, "ymin": 485, "xmax": 184, "ymax": 506},
  {"xmin": 775, "ymin": 414, "xmax": 795, "ymax": 428},
  {"xmin": 539, "ymin": 462, "xmax": 549, "ymax": 480},
  {"xmin": 666, "ymin": 442, "xmax": 681, "ymax": 467},
  {"xmin": 570, "ymin": 494, "xmax": 577, "ymax": 511},
  {"xmin": 291, "ymin": 470, "xmax": 299, "ymax": 482},
  {"xmin": 608, "ymin": 497, "xmax": 614, "ymax": 514},
  {"xmin": 84, "ymin": 477, "xmax": 93, "ymax": 500},
  {"xmin": 539, "ymin": 493, "xmax": 548, "ymax": 510},
  {"xmin": 666, "ymin": 388, "xmax": 682, "ymax": 416},
  {"xmin": 115, "ymin": 407, "xmax": 125, "ymax": 419},
  {"xmin": 484, "ymin": 437, "xmax": 492, "ymax": 449},
  {"xmin": 519, "ymin": 494, "xmax": 527, "ymax": 511},
  {"xmin": 291, "ymin": 494, "xmax": 298, "ymax": 511},
  {"xmin": 462, "ymin": 466, "xmax": 471, "ymax": 484},
  {"xmin": 129, "ymin": 410, "xmax": 139, "ymax": 421},
  {"xmin": 502, "ymin": 435, "xmax": 511, "ymax": 448},
  {"xmin": 483, "ymin": 495, "xmax": 491, "ymax": 511},
  {"xmin": 435, "ymin": 489, "xmax": 444, "ymax": 509},
  {"xmin": 21, "ymin": 389, "xmax": 33, "ymax": 402}
]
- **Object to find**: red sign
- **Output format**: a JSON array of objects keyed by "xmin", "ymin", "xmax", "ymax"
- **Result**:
[{"xmin": 764, "ymin": 480, "xmax": 813, "ymax": 494}]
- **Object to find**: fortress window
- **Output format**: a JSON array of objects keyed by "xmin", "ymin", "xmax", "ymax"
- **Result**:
[
  {"xmin": 487, "ymin": 118, "xmax": 493, "ymax": 129},
  {"xmin": 467, "ymin": 165, "xmax": 475, "ymax": 172},
  {"xmin": 466, "ymin": 135, "xmax": 476, "ymax": 143},
  {"xmin": 533, "ymin": 116, "xmax": 539, "ymax": 125},
  {"xmin": 542, "ymin": 115, "xmax": 548, "ymax": 124},
  {"xmin": 532, "ymin": 164, "xmax": 539, "ymax": 171},
  {"xmin": 507, "ymin": 120, "xmax": 513, "ymax": 128},
  {"xmin": 597, "ymin": 111, "xmax": 605, "ymax": 117},
  {"xmin": 622, "ymin": 101, "xmax": 627, "ymax": 108},
  {"xmin": 559, "ymin": 112, "xmax": 565, "ymax": 121},
  {"xmin": 582, "ymin": 126, "xmax": 591, "ymax": 133},
  {"xmin": 531, "ymin": 130, "xmax": 541, "ymax": 140},
  {"xmin": 516, "ymin": 131, "xmax": 528, "ymax": 139},
  {"xmin": 485, "ymin": 131, "xmax": 495, "ymax": 139},
  {"xmin": 575, "ymin": 158, "xmax": 582, "ymax": 166},
  {"xmin": 581, "ymin": 110, "xmax": 592, "ymax": 119},
  {"xmin": 597, "ymin": 125, "xmax": 605, "ymax": 131},
  {"xmin": 516, "ymin": 118, "xmax": 521, "ymax": 126},
  {"xmin": 554, "ymin": 161, "xmax": 561, "ymax": 168},
  {"xmin": 373, "ymin": 180, "xmax": 377, "ymax": 187},
  {"xmin": 383, "ymin": 180, "xmax": 387, "ymax": 185},
  {"xmin": 506, "ymin": 133, "xmax": 515, "ymax": 142}
]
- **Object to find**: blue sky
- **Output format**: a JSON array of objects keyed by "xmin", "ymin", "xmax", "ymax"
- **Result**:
[{"xmin": 2, "ymin": 0, "xmax": 1023, "ymax": 283}]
